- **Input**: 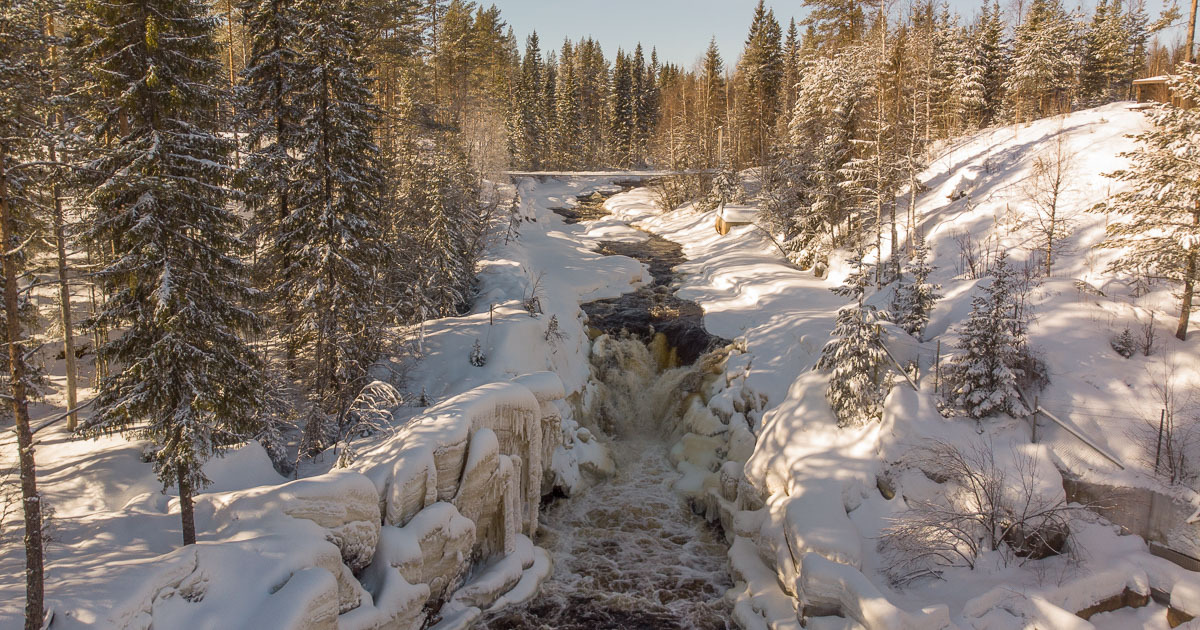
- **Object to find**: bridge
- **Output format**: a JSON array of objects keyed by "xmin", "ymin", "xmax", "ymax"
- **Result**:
[{"xmin": 503, "ymin": 169, "xmax": 719, "ymax": 178}]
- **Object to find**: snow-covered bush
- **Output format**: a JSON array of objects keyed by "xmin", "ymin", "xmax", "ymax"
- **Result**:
[
  {"xmin": 880, "ymin": 440, "xmax": 1076, "ymax": 585},
  {"xmin": 522, "ymin": 272, "xmax": 544, "ymax": 317},
  {"xmin": 469, "ymin": 340, "xmax": 487, "ymax": 367},
  {"xmin": 1110, "ymin": 328, "xmax": 1135, "ymax": 358}
]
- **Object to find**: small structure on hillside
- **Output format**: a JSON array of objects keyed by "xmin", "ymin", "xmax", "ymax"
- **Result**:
[
  {"xmin": 714, "ymin": 203, "xmax": 759, "ymax": 235},
  {"xmin": 1133, "ymin": 76, "xmax": 1195, "ymax": 108}
]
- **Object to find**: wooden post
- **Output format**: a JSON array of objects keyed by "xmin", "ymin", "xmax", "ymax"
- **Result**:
[
  {"xmin": 1155, "ymin": 408, "xmax": 1166, "ymax": 475},
  {"xmin": 934, "ymin": 340, "xmax": 941, "ymax": 395},
  {"xmin": 1031, "ymin": 396, "xmax": 1039, "ymax": 443}
]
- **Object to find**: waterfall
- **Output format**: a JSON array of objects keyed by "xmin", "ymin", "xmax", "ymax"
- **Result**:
[{"xmin": 480, "ymin": 333, "xmax": 733, "ymax": 630}]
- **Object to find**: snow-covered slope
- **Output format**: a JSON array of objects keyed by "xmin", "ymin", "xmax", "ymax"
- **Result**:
[
  {"xmin": 0, "ymin": 177, "xmax": 650, "ymax": 628},
  {"xmin": 606, "ymin": 102, "xmax": 1200, "ymax": 629}
]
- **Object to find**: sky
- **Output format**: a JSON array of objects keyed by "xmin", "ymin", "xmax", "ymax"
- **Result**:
[{"xmin": 487, "ymin": 0, "xmax": 1187, "ymax": 69}]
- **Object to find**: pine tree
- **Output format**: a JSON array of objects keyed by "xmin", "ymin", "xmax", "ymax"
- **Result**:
[
  {"xmin": 892, "ymin": 236, "xmax": 942, "ymax": 339},
  {"xmin": 0, "ymin": 0, "xmax": 55, "ymax": 621},
  {"xmin": 944, "ymin": 253, "xmax": 1030, "ymax": 419},
  {"xmin": 74, "ymin": 0, "xmax": 267, "ymax": 546},
  {"xmin": 1094, "ymin": 64, "xmax": 1200, "ymax": 341},
  {"xmin": 818, "ymin": 252, "xmax": 890, "ymax": 427}
]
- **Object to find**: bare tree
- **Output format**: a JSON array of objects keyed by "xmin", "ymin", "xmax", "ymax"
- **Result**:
[
  {"xmin": 880, "ymin": 440, "xmax": 1076, "ymax": 585},
  {"xmin": 1139, "ymin": 311, "xmax": 1158, "ymax": 357},
  {"xmin": 1025, "ymin": 133, "xmax": 1075, "ymax": 277},
  {"xmin": 1131, "ymin": 358, "xmax": 1200, "ymax": 485}
]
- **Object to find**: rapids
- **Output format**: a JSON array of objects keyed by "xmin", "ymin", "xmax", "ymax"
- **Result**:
[{"xmin": 480, "ymin": 335, "xmax": 733, "ymax": 630}]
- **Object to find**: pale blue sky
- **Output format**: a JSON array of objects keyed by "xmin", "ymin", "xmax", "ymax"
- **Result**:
[{"xmin": 488, "ymin": 0, "xmax": 1187, "ymax": 68}]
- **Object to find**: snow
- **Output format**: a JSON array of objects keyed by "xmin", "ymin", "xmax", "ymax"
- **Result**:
[
  {"xmin": 595, "ymin": 103, "xmax": 1200, "ymax": 628},
  {"xmin": 719, "ymin": 204, "xmax": 759, "ymax": 224},
  {"xmin": 7, "ymin": 103, "xmax": 1200, "ymax": 629}
]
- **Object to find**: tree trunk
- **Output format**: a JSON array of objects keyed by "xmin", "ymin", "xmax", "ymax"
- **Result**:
[
  {"xmin": 1177, "ymin": 207, "xmax": 1200, "ymax": 341},
  {"xmin": 2, "ymin": 146, "xmax": 45, "ymax": 630},
  {"xmin": 1044, "ymin": 206, "xmax": 1056, "ymax": 278},
  {"xmin": 1187, "ymin": 0, "xmax": 1198, "ymax": 63},
  {"xmin": 178, "ymin": 468, "xmax": 197, "ymax": 546},
  {"xmin": 52, "ymin": 177, "xmax": 77, "ymax": 431},
  {"xmin": 226, "ymin": 0, "xmax": 240, "ymax": 169},
  {"xmin": 45, "ymin": 16, "xmax": 78, "ymax": 431}
]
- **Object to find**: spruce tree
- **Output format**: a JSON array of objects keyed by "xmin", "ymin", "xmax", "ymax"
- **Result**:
[
  {"xmin": 1005, "ymin": 0, "xmax": 1075, "ymax": 120},
  {"xmin": 701, "ymin": 38, "xmax": 727, "ymax": 166},
  {"xmin": 508, "ymin": 32, "xmax": 546, "ymax": 169},
  {"xmin": 552, "ymin": 39, "xmax": 583, "ymax": 170},
  {"xmin": 1094, "ymin": 65, "xmax": 1200, "ymax": 341},
  {"xmin": 239, "ymin": 0, "xmax": 304, "ymax": 363},
  {"xmin": 609, "ymin": 49, "xmax": 635, "ymax": 167},
  {"xmin": 74, "ymin": 0, "xmax": 267, "ymax": 546},
  {"xmin": 818, "ymin": 252, "xmax": 890, "ymax": 427},
  {"xmin": 782, "ymin": 18, "xmax": 802, "ymax": 127},
  {"xmin": 737, "ymin": 0, "xmax": 783, "ymax": 166},
  {"xmin": 892, "ymin": 236, "xmax": 942, "ymax": 339},
  {"xmin": 944, "ymin": 253, "xmax": 1030, "ymax": 419},
  {"xmin": 263, "ymin": 0, "xmax": 387, "ymax": 428},
  {"xmin": 976, "ymin": 0, "xmax": 1009, "ymax": 125}
]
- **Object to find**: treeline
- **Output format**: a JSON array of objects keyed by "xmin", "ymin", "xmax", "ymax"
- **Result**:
[
  {"xmin": 746, "ymin": 0, "xmax": 1177, "ymax": 271},
  {"xmin": 503, "ymin": 0, "xmax": 1181, "ymax": 192}
]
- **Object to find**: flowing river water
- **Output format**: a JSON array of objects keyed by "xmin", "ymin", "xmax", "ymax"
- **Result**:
[{"xmin": 479, "ymin": 187, "xmax": 733, "ymax": 629}]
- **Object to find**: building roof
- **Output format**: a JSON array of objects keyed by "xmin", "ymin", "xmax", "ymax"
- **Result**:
[{"xmin": 1132, "ymin": 75, "xmax": 1173, "ymax": 85}]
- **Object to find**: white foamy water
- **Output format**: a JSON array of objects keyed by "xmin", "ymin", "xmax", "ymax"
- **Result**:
[{"xmin": 481, "ymin": 336, "xmax": 732, "ymax": 630}]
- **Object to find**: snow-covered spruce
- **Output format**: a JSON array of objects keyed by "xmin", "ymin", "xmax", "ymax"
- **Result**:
[
  {"xmin": 75, "ymin": 0, "xmax": 268, "ymax": 545},
  {"xmin": 818, "ymin": 254, "xmax": 891, "ymax": 427},
  {"xmin": 942, "ymin": 253, "xmax": 1033, "ymax": 419},
  {"xmin": 891, "ymin": 235, "xmax": 942, "ymax": 340},
  {"xmin": 1093, "ymin": 63, "xmax": 1200, "ymax": 342}
]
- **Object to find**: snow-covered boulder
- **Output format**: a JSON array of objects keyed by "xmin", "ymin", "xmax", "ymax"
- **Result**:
[{"xmin": 213, "ymin": 470, "xmax": 382, "ymax": 572}]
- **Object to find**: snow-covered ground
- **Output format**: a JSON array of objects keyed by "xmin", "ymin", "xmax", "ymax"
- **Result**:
[
  {"xmin": 599, "ymin": 102, "xmax": 1200, "ymax": 628},
  {"xmin": 0, "ymin": 177, "xmax": 656, "ymax": 628},
  {"xmin": 5, "ymin": 102, "xmax": 1200, "ymax": 629}
]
